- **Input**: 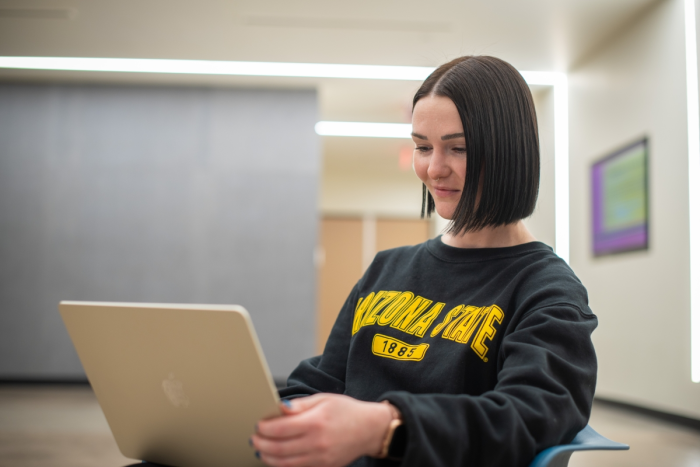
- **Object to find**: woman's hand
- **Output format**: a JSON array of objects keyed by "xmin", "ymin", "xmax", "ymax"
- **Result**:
[{"xmin": 251, "ymin": 393, "xmax": 394, "ymax": 467}]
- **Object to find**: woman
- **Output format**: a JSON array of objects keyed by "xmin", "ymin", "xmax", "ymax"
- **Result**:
[{"xmin": 251, "ymin": 55, "xmax": 598, "ymax": 467}]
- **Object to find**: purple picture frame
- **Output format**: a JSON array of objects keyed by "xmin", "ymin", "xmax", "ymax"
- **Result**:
[{"xmin": 591, "ymin": 138, "xmax": 649, "ymax": 257}]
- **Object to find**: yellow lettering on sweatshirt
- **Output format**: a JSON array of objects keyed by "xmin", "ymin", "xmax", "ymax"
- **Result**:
[
  {"xmin": 376, "ymin": 291, "xmax": 414, "ymax": 326},
  {"xmin": 362, "ymin": 291, "xmax": 399, "ymax": 327},
  {"xmin": 353, "ymin": 291, "xmax": 503, "ymax": 362},
  {"xmin": 471, "ymin": 305, "xmax": 504, "ymax": 361},
  {"xmin": 371, "ymin": 334, "xmax": 429, "ymax": 361},
  {"xmin": 352, "ymin": 293, "xmax": 374, "ymax": 335},
  {"xmin": 429, "ymin": 305, "xmax": 465, "ymax": 337},
  {"xmin": 447, "ymin": 306, "xmax": 488, "ymax": 343},
  {"xmin": 406, "ymin": 302, "xmax": 445, "ymax": 338},
  {"xmin": 390, "ymin": 296, "xmax": 433, "ymax": 332}
]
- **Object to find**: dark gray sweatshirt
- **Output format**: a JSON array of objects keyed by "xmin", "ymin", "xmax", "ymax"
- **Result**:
[{"xmin": 280, "ymin": 237, "xmax": 598, "ymax": 467}]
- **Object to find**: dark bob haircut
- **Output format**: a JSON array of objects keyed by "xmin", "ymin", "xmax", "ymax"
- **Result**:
[{"xmin": 415, "ymin": 55, "xmax": 540, "ymax": 234}]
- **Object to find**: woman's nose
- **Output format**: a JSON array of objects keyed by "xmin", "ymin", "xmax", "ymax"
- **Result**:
[{"xmin": 427, "ymin": 152, "xmax": 450, "ymax": 181}]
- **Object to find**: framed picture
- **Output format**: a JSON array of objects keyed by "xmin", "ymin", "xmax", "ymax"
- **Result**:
[{"xmin": 591, "ymin": 138, "xmax": 649, "ymax": 257}]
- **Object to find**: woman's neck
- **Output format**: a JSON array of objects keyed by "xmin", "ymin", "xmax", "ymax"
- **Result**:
[{"xmin": 441, "ymin": 220, "xmax": 536, "ymax": 249}]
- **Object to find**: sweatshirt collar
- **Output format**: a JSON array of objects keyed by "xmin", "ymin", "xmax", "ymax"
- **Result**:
[{"xmin": 425, "ymin": 235, "xmax": 553, "ymax": 263}]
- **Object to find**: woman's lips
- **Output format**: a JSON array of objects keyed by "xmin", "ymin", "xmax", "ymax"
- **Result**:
[{"xmin": 433, "ymin": 186, "xmax": 460, "ymax": 198}]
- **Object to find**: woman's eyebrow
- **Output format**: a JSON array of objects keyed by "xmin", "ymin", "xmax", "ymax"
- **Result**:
[
  {"xmin": 411, "ymin": 132, "xmax": 428, "ymax": 140},
  {"xmin": 441, "ymin": 132, "xmax": 465, "ymax": 140}
]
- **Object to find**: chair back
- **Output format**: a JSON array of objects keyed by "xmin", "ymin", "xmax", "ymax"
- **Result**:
[{"xmin": 528, "ymin": 425, "xmax": 629, "ymax": 467}]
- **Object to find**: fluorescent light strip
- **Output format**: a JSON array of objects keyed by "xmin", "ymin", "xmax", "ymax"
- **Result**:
[
  {"xmin": 519, "ymin": 71, "xmax": 560, "ymax": 86},
  {"xmin": 551, "ymin": 74, "xmax": 570, "ymax": 264},
  {"xmin": 684, "ymin": 0, "xmax": 700, "ymax": 383},
  {"xmin": 315, "ymin": 121, "xmax": 412, "ymax": 138},
  {"xmin": 0, "ymin": 56, "xmax": 570, "ymax": 263},
  {"xmin": 0, "ymin": 57, "xmax": 556, "ymax": 84},
  {"xmin": 0, "ymin": 56, "xmax": 435, "ymax": 81}
]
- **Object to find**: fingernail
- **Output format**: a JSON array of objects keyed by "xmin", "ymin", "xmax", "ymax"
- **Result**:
[
  {"xmin": 255, "ymin": 451, "xmax": 260, "ymax": 459},
  {"xmin": 282, "ymin": 400, "xmax": 292, "ymax": 408}
]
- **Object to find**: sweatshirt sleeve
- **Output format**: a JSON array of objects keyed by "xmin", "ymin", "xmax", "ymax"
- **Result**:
[
  {"xmin": 278, "ymin": 285, "xmax": 358, "ymax": 399},
  {"xmin": 378, "ymin": 304, "xmax": 598, "ymax": 467}
]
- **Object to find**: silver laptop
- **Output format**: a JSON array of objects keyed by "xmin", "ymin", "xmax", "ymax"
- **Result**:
[{"xmin": 59, "ymin": 301, "xmax": 281, "ymax": 467}]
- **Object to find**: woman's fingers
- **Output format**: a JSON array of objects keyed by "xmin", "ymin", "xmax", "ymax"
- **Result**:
[
  {"xmin": 279, "ymin": 400, "xmax": 297, "ymax": 416},
  {"xmin": 259, "ymin": 452, "xmax": 314, "ymax": 467},
  {"xmin": 252, "ymin": 432, "xmax": 308, "ymax": 458},
  {"xmin": 281, "ymin": 393, "xmax": 328, "ymax": 414},
  {"xmin": 254, "ymin": 394, "xmax": 393, "ymax": 467},
  {"xmin": 257, "ymin": 406, "xmax": 324, "ymax": 439}
]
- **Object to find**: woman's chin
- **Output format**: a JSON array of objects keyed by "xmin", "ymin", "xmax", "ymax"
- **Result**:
[{"xmin": 434, "ymin": 206, "xmax": 455, "ymax": 220}]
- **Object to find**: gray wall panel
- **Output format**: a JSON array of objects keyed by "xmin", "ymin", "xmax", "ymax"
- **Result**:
[{"xmin": 0, "ymin": 84, "xmax": 319, "ymax": 379}]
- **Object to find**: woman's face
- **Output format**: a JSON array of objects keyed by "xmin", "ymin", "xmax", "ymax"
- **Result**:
[{"xmin": 412, "ymin": 95, "xmax": 467, "ymax": 220}]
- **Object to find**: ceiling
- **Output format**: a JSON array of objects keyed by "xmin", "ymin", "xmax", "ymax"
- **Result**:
[{"xmin": 0, "ymin": 0, "xmax": 659, "ymax": 122}]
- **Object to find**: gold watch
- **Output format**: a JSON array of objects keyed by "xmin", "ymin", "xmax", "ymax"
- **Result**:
[{"xmin": 376, "ymin": 400, "xmax": 404, "ymax": 459}]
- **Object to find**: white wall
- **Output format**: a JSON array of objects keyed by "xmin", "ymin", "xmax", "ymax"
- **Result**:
[
  {"xmin": 320, "ymin": 137, "xmax": 423, "ymax": 219},
  {"xmin": 569, "ymin": 0, "xmax": 700, "ymax": 418},
  {"xmin": 527, "ymin": 87, "xmax": 556, "ymax": 249}
]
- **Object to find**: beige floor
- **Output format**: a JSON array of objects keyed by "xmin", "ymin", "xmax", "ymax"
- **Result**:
[
  {"xmin": 0, "ymin": 385, "xmax": 131, "ymax": 467},
  {"xmin": 569, "ymin": 403, "xmax": 700, "ymax": 467},
  {"xmin": 1, "ymin": 385, "xmax": 699, "ymax": 467}
]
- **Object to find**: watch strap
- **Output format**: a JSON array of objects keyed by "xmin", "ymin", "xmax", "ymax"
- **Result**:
[{"xmin": 376, "ymin": 401, "xmax": 404, "ymax": 459}]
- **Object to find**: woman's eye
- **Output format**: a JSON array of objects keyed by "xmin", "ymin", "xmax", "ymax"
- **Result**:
[
  {"xmin": 453, "ymin": 147, "xmax": 467, "ymax": 154},
  {"xmin": 415, "ymin": 146, "xmax": 431, "ymax": 153}
]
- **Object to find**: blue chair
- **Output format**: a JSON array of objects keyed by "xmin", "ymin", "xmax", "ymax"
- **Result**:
[{"xmin": 528, "ymin": 424, "xmax": 629, "ymax": 467}]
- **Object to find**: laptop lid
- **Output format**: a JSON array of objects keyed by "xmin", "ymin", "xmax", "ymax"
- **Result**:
[{"xmin": 59, "ymin": 301, "xmax": 280, "ymax": 467}]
